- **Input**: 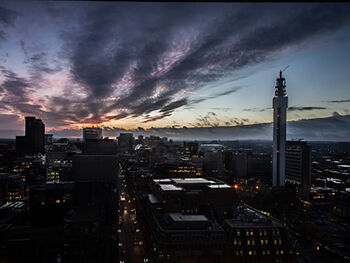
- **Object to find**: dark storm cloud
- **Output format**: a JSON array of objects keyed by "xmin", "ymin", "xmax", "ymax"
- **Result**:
[{"xmin": 288, "ymin": 106, "xmax": 327, "ymax": 111}]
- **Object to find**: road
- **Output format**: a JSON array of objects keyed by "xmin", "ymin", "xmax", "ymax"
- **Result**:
[{"xmin": 118, "ymin": 175, "xmax": 147, "ymax": 263}]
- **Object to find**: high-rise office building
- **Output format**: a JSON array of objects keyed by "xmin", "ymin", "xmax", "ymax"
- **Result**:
[
  {"xmin": 272, "ymin": 71, "xmax": 288, "ymax": 187},
  {"xmin": 66, "ymin": 139, "xmax": 119, "ymax": 262},
  {"xmin": 83, "ymin": 127, "xmax": 102, "ymax": 141},
  {"xmin": 285, "ymin": 140, "xmax": 311, "ymax": 189},
  {"xmin": 16, "ymin": 116, "xmax": 45, "ymax": 155},
  {"xmin": 117, "ymin": 133, "xmax": 134, "ymax": 152}
]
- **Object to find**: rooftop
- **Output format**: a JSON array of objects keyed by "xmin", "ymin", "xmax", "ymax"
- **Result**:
[
  {"xmin": 171, "ymin": 178, "xmax": 216, "ymax": 185},
  {"xmin": 169, "ymin": 213, "xmax": 208, "ymax": 222},
  {"xmin": 207, "ymin": 184, "xmax": 231, "ymax": 189},
  {"xmin": 159, "ymin": 184, "xmax": 183, "ymax": 191},
  {"xmin": 148, "ymin": 193, "xmax": 161, "ymax": 204},
  {"xmin": 225, "ymin": 204, "xmax": 283, "ymax": 228},
  {"xmin": 153, "ymin": 178, "xmax": 172, "ymax": 184}
]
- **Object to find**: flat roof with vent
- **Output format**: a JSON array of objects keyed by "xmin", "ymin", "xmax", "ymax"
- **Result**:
[{"xmin": 169, "ymin": 213, "xmax": 208, "ymax": 222}]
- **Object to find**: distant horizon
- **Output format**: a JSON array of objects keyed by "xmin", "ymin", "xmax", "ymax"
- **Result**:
[{"xmin": 1, "ymin": 113, "xmax": 349, "ymax": 141}]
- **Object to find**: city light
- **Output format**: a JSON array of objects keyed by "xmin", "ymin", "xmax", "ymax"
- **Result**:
[{"xmin": 1, "ymin": 3, "xmax": 349, "ymax": 263}]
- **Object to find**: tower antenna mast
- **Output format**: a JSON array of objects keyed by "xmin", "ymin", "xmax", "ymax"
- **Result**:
[{"xmin": 280, "ymin": 65, "xmax": 289, "ymax": 77}]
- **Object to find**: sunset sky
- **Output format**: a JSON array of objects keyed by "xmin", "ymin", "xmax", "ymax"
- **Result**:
[{"xmin": 0, "ymin": 2, "xmax": 350, "ymax": 139}]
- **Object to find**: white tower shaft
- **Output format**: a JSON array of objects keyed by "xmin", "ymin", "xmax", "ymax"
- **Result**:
[{"xmin": 272, "ymin": 71, "xmax": 288, "ymax": 187}]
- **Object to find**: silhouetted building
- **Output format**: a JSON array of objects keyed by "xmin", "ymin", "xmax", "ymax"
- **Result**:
[
  {"xmin": 64, "ymin": 139, "xmax": 119, "ymax": 263},
  {"xmin": 135, "ymin": 135, "xmax": 144, "ymax": 144},
  {"xmin": 117, "ymin": 133, "xmax": 134, "ymax": 152},
  {"xmin": 44, "ymin": 134, "xmax": 53, "ymax": 145},
  {"xmin": 16, "ymin": 116, "xmax": 45, "ymax": 156},
  {"xmin": 285, "ymin": 140, "xmax": 311, "ymax": 189},
  {"xmin": 82, "ymin": 140, "xmax": 117, "ymax": 155},
  {"xmin": 336, "ymin": 141, "xmax": 350, "ymax": 154},
  {"xmin": 183, "ymin": 142, "xmax": 199, "ymax": 157},
  {"xmin": 203, "ymin": 150, "xmax": 223, "ymax": 176},
  {"xmin": 333, "ymin": 189, "xmax": 350, "ymax": 220},
  {"xmin": 83, "ymin": 127, "xmax": 102, "ymax": 141},
  {"xmin": 273, "ymin": 72, "xmax": 288, "ymax": 187},
  {"xmin": 30, "ymin": 181, "xmax": 74, "ymax": 225}
]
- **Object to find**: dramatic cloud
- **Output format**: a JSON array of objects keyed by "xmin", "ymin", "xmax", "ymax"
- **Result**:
[
  {"xmin": 325, "ymin": 99, "xmax": 350, "ymax": 103},
  {"xmin": 0, "ymin": 6, "xmax": 17, "ymax": 41},
  {"xmin": 288, "ymin": 106, "xmax": 327, "ymax": 111},
  {"xmin": 0, "ymin": 3, "xmax": 350, "ymax": 130},
  {"xmin": 243, "ymin": 106, "xmax": 328, "ymax": 112},
  {"xmin": 211, "ymin": 107, "xmax": 232, "ymax": 112},
  {"xmin": 243, "ymin": 107, "xmax": 271, "ymax": 112}
]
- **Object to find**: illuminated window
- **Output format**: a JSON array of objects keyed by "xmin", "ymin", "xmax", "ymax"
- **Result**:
[{"xmin": 274, "ymin": 240, "xmax": 277, "ymax": 245}]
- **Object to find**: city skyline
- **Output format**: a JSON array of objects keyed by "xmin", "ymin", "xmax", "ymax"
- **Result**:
[{"xmin": 0, "ymin": 2, "xmax": 350, "ymax": 140}]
